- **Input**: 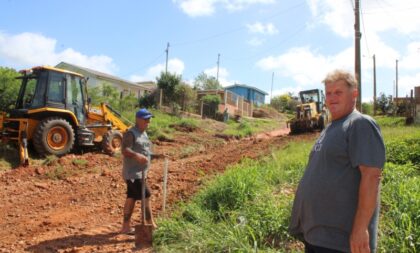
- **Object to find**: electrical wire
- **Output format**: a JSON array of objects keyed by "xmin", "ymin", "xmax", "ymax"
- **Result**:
[
  {"xmin": 360, "ymin": 1, "xmax": 371, "ymax": 57},
  {"xmin": 171, "ymin": 1, "xmax": 307, "ymax": 47}
]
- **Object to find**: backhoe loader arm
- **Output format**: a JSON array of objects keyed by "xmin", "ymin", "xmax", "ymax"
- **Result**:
[{"xmin": 100, "ymin": 103, "xmax": 132, "ymax": 132}]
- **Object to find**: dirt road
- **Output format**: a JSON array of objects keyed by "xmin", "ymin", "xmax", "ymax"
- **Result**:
[{"xmin": 0, "ymin": 127, "xmax": 315, "ymax": 253}]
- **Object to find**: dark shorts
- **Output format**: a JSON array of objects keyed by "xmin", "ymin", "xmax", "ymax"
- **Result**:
[
  {"xmin": 126, "ymin": 179, "xmax": 151, "ymax": 200},
  {"xmin": 304, "ymin": 242, "xmax": 345, "ymax": 253}
]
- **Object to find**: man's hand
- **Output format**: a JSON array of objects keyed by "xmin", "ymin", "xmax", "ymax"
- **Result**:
[
  {"xmin": 350, "ymin": 228, "xmax": 370, "ymax": 253},
  {"xmin": 135, "ymin": 154, "xmax": 149, "ymax": 165}
]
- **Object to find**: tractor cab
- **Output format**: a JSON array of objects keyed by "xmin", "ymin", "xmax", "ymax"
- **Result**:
[
  {"xmin": 299, "ymin": 89, "xmax": 325, "ymax": 114},
  {"xmin": 12, "ymin": 66, "xmax": 87, "ymax": 124},
  {"xmin": 288, "ymin": 88, "xmax": 329, "ymax": 134}
]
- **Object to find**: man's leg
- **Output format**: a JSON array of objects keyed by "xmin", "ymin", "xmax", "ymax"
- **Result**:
[
  {"xmin": 121, "ymin": 198, "xmax": 135, "ymax": 233},
  {"xmin": 144, "ymin": 197, "xmax": 157, "ymax": 228}
]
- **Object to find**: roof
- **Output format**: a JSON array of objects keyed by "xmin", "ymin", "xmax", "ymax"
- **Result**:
[
  {"xmin": 224, "ymin": 83, "xmax": 268, "ymax": 95},
  {"xmin": 20, "ymin": 65, "xmax": 84, "ymax": 78},
  {"xmin": 136, "ymin": 81, "xmax": 157, "ymax": 91},
  {"xmin": 56, "ymin": 62, "xmax": 147, "ymax": 89}
]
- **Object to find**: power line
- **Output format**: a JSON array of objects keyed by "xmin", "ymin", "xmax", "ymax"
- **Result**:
[
  {"xmin": 360, "ymin": 1, "xmax": 371, "ymax": 57},
  {"xmin": 171, "ymin": 1, "xmax": 307, "ymax": 47}
]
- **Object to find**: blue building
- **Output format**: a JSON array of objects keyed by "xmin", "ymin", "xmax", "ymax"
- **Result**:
[{"xmin": 225, "ymin": 84, "xmax": 268, "ymax": 106}]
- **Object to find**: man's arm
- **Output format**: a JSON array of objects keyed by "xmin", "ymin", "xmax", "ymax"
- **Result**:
[
  {"xmin": 350, "ymin": 165, "xmax": 382, "ymax": 253},
  {"xmin": 122, "ymin": 132, "xmax": 148, "ymax": 165}
]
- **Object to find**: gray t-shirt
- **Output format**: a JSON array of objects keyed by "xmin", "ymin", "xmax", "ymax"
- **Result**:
[
  {"xmin": 289, "ymin": 110, "xmax": 386, "ymax": 252},
  {"xmin": 122, "ymin": 127, "xmax": 152, "ymax": 180}
]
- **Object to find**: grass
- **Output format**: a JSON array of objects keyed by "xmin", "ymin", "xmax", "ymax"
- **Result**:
[
  {"xmin": 223, "ymin": 117, "xmax": 283, "ymax": 138},
  {"xmin": 146, "ymin": 109, "xmax": 200, "ymax": 141},
  {"xmin": 154, "ymin": 118, "xmax": 420, "ymax": 253},
  {"xmin": 154, "ymin": 142, "xmax": 312, "ymax": 252}
]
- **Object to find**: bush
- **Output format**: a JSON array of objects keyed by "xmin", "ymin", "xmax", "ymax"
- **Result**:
[
  {"xmin": 375, "ymin": 116, "xmax": 406, "ymax": 127},
  {"xmin": 0, "ymin": 67, "xmax": 21, "ymax": 111},
  {"xmin": 386, "ymin": 139, "xmax": 420, "ymax": 166}
]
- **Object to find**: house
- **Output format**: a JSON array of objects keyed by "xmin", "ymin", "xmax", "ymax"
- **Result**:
[
  {"xmin": 196, "ymin": 89, "xmax": 253, "ymax": 117},
  {"xmin": 136, "ymin": 81, "xmax": 158, "ymax": 95},
  {"xmin": 224, "ymin": 84, "xmax": 268, "ymax": 106},
  {"xmin": 56, "ymin": 62, "xmax": 155, "ymax": 99}
]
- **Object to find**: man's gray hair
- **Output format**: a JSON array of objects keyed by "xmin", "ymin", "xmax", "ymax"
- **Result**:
[{"xmin": 323, "ymin": 70, "xmax": 358, "ymax": 89}]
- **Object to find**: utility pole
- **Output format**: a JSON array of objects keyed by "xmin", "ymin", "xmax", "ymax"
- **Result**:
[
  {"xmin": 395, "ymin": 59, "xmax": 399, "ymax": 98},
  {"xmin": 270, "ymin": 72, "xmax": 274, "ymax": 104},
  {"xmin": 373, "ymin": 54, "xmax": 377, "ymax": 115},
  {"xmin": 165, "ymin": 42, "xmax": 170, "ymax": 74},
  {"xmin": 354, "ymin": 0, "xmax": 362, "ymax": 111},
  {"xmin": 216, "ymin": 53, "xmax": 220, "ymax": 82}
]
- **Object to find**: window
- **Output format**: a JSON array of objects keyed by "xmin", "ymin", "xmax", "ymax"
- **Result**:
[{"xmin": 47, "ymin": 72, "xmax": 65, "ymax": 103}]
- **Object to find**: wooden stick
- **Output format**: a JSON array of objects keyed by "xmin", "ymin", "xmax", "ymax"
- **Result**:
[{"xmin": 162, "ymin": 158, "xmax": 169, "ymax": 215}]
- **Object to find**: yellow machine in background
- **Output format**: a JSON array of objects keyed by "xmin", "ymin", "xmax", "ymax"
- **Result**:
[
  {"xmin": 0, "ymin": 66, "xmax": 132, "ymax": 166},
  {"xmin": 288, "ymin": 89, "xmax": 329, "ymax": 134}
]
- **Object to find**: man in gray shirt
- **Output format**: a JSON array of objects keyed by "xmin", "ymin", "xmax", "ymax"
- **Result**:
[
  {"xmin": 289, "ymin": 70, "xmax": 386, "ymax": 253},
  {"xmin": 120, "ymin": 108, "xmax": 156, "ymax": 234}
]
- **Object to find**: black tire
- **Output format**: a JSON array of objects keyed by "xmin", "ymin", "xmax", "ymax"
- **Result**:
[
  {"xmin": 33, "ymin": 117, "xmax": 75, "ymax": 157},
  {"xmin": 102, "ymin": 130, "xmax": 123, "ymax": 155}
]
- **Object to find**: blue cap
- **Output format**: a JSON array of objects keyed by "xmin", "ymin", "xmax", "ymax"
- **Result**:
[{"xmin": 136, "ymin": 108, "xmax": 153, "ymax": 119}]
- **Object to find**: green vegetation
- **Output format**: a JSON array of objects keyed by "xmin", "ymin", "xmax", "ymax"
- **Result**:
[
  {"xmin": 270, "ymin": 93, "xmax": 298, "ymax": 114},
  {"xmin": 154, "ymin": 121, "xmax": 420, "ymax": 252},
  {"xmin": 154, "ymin": 142, "xmax": 312, "ymax": 252},
  {"xmin": 223, "ymin": 117, "xmax": 282, "ymax": 138},
  {"xmin": 374, "ymin": 116, "xmax": 406, "ymax": 127},
  {"xmin": 0, "ymin": 67, "xmax": 21, "ymax": 111},
  {"xmin": 146, "ymin": 110, "xmax": 200, "ymax": 141}
]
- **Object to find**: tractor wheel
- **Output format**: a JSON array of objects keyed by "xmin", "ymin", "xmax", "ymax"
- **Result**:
[
  {"xmin": 33, "ymin": 117, "xmax": 75, "ymax": 157},
  {"xmin": 102, "ymin": 130, "xmax": 123, "ymax": 155}
]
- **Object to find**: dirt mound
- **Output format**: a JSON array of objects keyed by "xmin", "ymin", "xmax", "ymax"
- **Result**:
[{"xmin": 253, "ymin": 107, "xmax": 287, "ymax": 120}]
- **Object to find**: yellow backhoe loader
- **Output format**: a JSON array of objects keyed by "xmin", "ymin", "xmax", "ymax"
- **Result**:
[
  {"xmin": 0, "ymin": 66, "xmax": 132, "ymax": 166},
  {"xmin": 288, "ymin": 89, "xmax": 329, "ymax": 134}
]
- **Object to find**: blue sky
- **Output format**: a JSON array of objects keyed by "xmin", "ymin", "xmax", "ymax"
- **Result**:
[{"xmin": 1, "ymin": 0, "xmax": 419, "ymax": 103}]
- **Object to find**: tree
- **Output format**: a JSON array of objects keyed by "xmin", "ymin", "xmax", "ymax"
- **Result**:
[
  {"xmin": 270, "ymin": 93, "xmax": 293, "ymax": 113},
  {"xmin": 174, "ymin": 83, "xmax": 197, "ymax": 112},
  {"xmin": 88, "ymin": 83, "xmax": 120, "ymax": 109},
  {"xmin": 362, "ymin": 102, "xmax": 374, "ymax": 116},
  {"xmin": 193, "ymin": 72, "xmax": 222, "ymax": 91},
  {"xmin": 376, "ymin": 93, "xmax": 394, "ymax": 115},
  {"xmin": 0, "ymin": 67, "xmax": 21, "ymax": 111},
  {"xmin": 156, "ymin": 72, "xmax": 182, "ymax": 103}
]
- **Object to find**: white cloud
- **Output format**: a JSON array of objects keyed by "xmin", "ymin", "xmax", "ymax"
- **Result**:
[
  {"xmin": 247, "ymin": 22, "xmax": 278, "ymax": 35},
  {"xmin": 248, "ymin": 37, "xmax": 265, "ymax": 47},
  {"xmin": 173, "ymin": 0, "xmax": 275, "ymax": 17},
  {"xmin": 257, "ymin": 46, "xmax": 354, "ymax": 86},
  {"xmin": 129, "ymin": 58, "xmax": 185, "ymax": 82},
  {"xmin": 309, "ymin": 0, "xmax": 420, "ymax": 37},
  {"xmin": 0, "ymin": 32, "xmax": 116, "ymax": 73},
  {"xmin": 204, "ymin": 66, "xmax": 237, "ymax": 87},
  {"xmin": 400, "ymin": 42, "xmax": 420, "ymax": 70},
  {"xmin": 174, "ymin": 0, "xmax": 216, "ymax": 17}
]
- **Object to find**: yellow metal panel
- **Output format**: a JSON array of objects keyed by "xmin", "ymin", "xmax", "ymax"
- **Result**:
[
  {"xmin": 21, "ymin": 66, "xmax": 84, "ymax": 77},
  {"xmin": 28, "ymin": 108, "xmax": 79, "ymax": 126}
]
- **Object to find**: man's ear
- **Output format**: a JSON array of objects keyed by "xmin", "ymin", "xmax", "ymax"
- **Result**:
[{"xmin": 353, "ymin": 88, "xmax": 359, "ymax": 99}]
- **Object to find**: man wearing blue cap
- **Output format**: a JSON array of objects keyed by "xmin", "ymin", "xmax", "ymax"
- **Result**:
[{"xmin": 120, "ymin": 108, "xmax": 156, "ymax": 234}]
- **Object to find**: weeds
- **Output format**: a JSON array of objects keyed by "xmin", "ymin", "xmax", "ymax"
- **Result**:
[{"xmin": 155, "ymin": 123, "xmax": 420, "ymax": 252}]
